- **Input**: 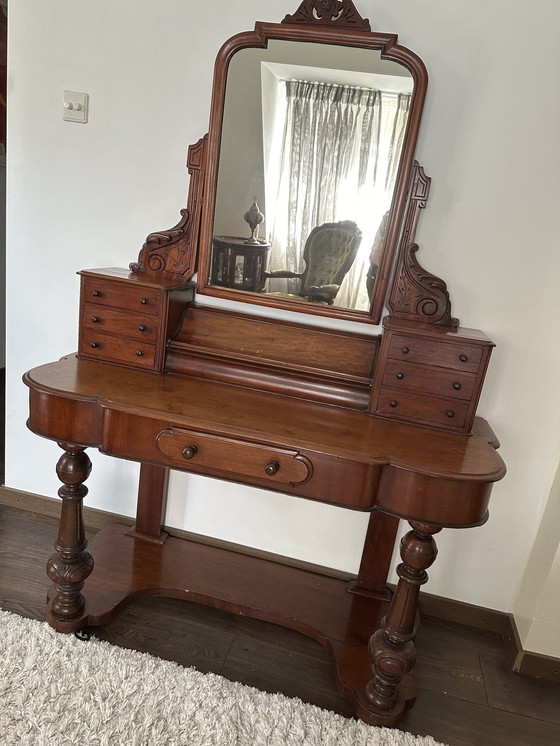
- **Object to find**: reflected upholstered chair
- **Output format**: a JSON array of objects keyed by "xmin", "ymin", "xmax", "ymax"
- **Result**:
[{"xmin": 264, "ymin": 220, "xmax": 362, "ymax": 305}]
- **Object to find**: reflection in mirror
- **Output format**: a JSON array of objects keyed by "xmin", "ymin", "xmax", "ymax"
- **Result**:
[{"xmin": 211, "ymin": 40, "xmax": 413, "ymax": 311}]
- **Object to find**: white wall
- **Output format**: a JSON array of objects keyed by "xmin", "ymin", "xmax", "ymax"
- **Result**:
[
  {"xmin": 6, "ymin": 1, "xmax": 560, "ymax": 654},
  {"xmin": 513, "ymin": 459, "xmax": 560, "ymax": 657}
]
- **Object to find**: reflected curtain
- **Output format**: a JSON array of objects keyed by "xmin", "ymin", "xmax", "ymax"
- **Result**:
[{"xmin": 267, "ymin": 80, "xmax": 410, "ymax": 308}]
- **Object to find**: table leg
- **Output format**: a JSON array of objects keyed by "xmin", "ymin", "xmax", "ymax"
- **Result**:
[
  {"xmin": 348, "ymin": 510, "xmax": 399, "ymax": 597},
  {"xmin": 46, "ymin": 443, "xmax": 94, "ymax": 632},
  {"xmin": 360, "ymin": 520, "xmax": 442, "ymax": 725},
  {"xmin": 127, "ymin": 463, "xmax": 169, "ymax": 543}
]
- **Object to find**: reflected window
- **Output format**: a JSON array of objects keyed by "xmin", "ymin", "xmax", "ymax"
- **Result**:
[{"xmin": 262, "ymin": 63, "xmax": 411, "ymax": 310}]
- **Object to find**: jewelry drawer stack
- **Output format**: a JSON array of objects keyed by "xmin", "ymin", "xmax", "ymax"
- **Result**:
[{"xmin": 370, "ymin": 320, "xmax": 494, "ymax": 433}]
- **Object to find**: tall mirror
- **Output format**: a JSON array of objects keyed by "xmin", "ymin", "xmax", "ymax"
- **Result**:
[{"xmin": 197, "ymin": 8, "xmax": 427, "ymax": 323}]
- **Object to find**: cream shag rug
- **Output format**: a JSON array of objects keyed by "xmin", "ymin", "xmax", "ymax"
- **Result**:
[{"xmin": 0, "ymin": 608, "xmax": 447, "ymax": 746}]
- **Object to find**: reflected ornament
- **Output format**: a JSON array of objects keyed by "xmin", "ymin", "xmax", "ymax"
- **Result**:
[{"xmin": 243, "ymin": 199, "xmax": 265, "ymax": 245}]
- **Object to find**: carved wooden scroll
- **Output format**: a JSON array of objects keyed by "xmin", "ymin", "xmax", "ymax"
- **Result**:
[
  {"xmin": 282, "ymin": 0, "xmax": 371, "ymax": 31},
  {"xmin": 387, "ymin": 162, "xmax": 459, "ymax": 328},
  {"xmin": 130, "ymin": 135, "xmax": 208, "ymax": 283}
]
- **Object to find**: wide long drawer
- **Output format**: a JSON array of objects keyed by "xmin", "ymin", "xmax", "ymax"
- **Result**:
[{"xmin": 156, "ymin": 427, "xmax": 313, "ymax": 486}]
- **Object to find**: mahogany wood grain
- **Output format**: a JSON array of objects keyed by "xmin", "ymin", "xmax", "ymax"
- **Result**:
[
  {"xmin": 382, "ymin": 360, "xmax": 477, "ymax": 401},
  {"xmin": 364, "ymin": 522, "xmax": 441, "ymax": 724},
  {"xmin": 45, "ymin": 445, "xmax": 94, "ymax": 631},
  {"xmin": 78, "ymin": 268, "xmax": 194, "ymax": 372},
  {"xmin": 386, "ymin": 334, "xmax": 485, "ymax": 372},
  {"xmin": 167, "ymin": 304, "xmax": 377, "ymax": 408},
  {"xmin": 24, "ymin": 349, "xmax": 504, "ymax": 726},
  {"xmin": 172, "ymin": 305, "xmax": 376, "ymax": 379},
  {"xmin": 349, "ymin": 510, "xmax": 400, "ymax": 597},
  {"xmin": 44, "ymin": 521, "xmax": 416, "ymax": 726},
  {"xmin": 82, "ymin": 304, "xmax": 159, "ymax": 343},
  {"xmin": 81, "ymin": 276, "xmax": 162, "ymax": 313},
  {"xmin": 79, "ymin": 332, "xmax": 157, "ymax": 369},
  {"xmin": 370, "ymin": 320, "xmax": 494, "ymax": 432},
  {"xmin": 128, "ymin": 463, "xmax": 169, "ymax": 543},
  {"xmin": 24, "ymin": 356, "xmax": 504, "ymax": 513}
]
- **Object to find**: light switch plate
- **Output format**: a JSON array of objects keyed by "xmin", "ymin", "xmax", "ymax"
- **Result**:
[{"xmin": 63, "ymin": 90, "xmax": 89, "ymax": 123}]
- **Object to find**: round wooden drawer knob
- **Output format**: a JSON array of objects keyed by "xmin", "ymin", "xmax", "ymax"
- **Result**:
[
  {"xmin": 446, "ymin": 410, "xmax": 455, "ymax": 418},
  {"xmin": 90, "ymin": 342, "xmax": 99, "ymax": 348},
  {"xmin": 91, "ymin": 316, "xmax": 100, "ymax": 323},
  {"xmin": 396, "ymin": 372, "xmax": 405, "ymax": 380},
  {"xmin": 92, "ymin": 290, "xmax": 102, "ymax": 297},
  {"xmin": 265, "ymin": 460, "xmax": 280, "ymax": 476},
  {"xmin": 136, "ymin": 350, "xmax": 144, "ymax": 357},
  {"xmin": 390, "ymin": 400, "xmax": 398, "ymax": 408},
  {"xmin": 182, "ymin": 445, "xmax": 198, "ymax": 460},
  {"xmin": 138, "ymin": 325, "xmax": 147, "ymax": 332},
  {"xmin": 452, "ymin": 382, "xmax": 462, "ymax": 390},
  {"xmin": 459, "ymin": 354, "xmax": 468, "ymax": 363},
  {"xmin": 140, "ymin": 298, "xmax": 149, "ymax": 305},
  {"xmin": 401, "ymin": 347, "xmax": 410, "ymax": 354}
]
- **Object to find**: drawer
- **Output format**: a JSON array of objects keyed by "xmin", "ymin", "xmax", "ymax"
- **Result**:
[
  {"xmin": 156, "ymin": 428, "xmax": 312, "ymax": 486},
  {"xmin": 376, "ymin": 389, "xmax": 469, "ymax": 429},
  {"xmin": 80, "ymin": 331, "xmax": 156, "ymax": 369},
  {"xmin": 387, "ymin": 334, "xmax": 483, "ymax": 372},
  {"xmin": 82, "ymin": 303, "xmax": 158, "ymax": 342},
  {"xmin": 82, "ymin": 278, "xmax": 161, "ymax": 315},
  {"xmin": 382, "ymin": 360, "xmax": 476, "ymax": 401}
]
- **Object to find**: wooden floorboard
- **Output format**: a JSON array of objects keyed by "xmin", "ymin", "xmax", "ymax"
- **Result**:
[
  {"xmin": 480, "ymin": 654, "xmax": 560, "ymax": 725},
  {"xmin": 1, "ymin": 502, "xmax": 560, "ymax": 745}
]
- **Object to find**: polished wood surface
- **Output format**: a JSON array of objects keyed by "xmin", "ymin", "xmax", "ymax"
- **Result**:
[
  {"xmin": 45, "ymin": 521, "xmax": 417, "ymax": 720},
  {"xmin": 25, "ymin": 351, "xmax": 504, "ymax": 725},
  {"xmin": 167, "ymin": 304, "xmax": 378, "ymax": 408},
  {"xmin": 25, "ymin": 355, "xmax": 504, "ymax": 516},
  {"xmin": 78, "ymin": 268, "xmax": 194, "ymax": 372}
]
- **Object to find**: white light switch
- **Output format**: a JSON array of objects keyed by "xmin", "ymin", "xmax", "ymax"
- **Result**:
[{"xmin": 63, "ymin": 90, "xmax": 89, "ymax": 123}]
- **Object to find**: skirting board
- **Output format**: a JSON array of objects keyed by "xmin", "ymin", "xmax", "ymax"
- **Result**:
[{"xmin": 2, "ymin": 485, "xmax": 559, "ymax": 683}]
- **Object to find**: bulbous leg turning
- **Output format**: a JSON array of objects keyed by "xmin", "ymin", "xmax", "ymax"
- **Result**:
[
  {"xmin": 46, "ymin": 443, "xmax": 94, "ymax": 632},
  {"xmin": 358, "ymin": 521, "xmax": 441, "ymax": 726}
]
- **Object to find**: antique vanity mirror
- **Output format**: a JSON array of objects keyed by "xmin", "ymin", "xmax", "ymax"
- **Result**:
[
  {"xmin": 196, "ymin": 2, "xmax": 428, "ymax": 323},
  {"xmin": 24, "ymin": 0, "xmax": 505, "ymax": 732}
]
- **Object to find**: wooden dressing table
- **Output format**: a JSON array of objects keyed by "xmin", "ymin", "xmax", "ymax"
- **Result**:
[{"xmin": 24, "ymin": 0, "xmax": 505, "ymax": 728}]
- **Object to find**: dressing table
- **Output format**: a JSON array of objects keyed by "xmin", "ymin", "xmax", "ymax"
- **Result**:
[{"xmin": 24, "ymin": 0, "xmax": 505, "ymax": 728}]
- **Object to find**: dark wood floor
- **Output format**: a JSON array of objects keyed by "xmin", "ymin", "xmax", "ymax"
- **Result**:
[{"xmin": 1, "ymin": 501, "xmax": 559, "ymax": 746}]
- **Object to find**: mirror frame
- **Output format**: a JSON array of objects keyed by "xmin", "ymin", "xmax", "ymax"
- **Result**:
[{"xmin": 196, "ymin": 14, "xmax": 428, "ymax": 324}]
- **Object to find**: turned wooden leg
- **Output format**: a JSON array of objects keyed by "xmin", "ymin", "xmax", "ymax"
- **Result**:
[
  {"xmin": 359, "ymin": 521, "xmax": 442, "ymax": 726},
  {"xmin": 46, "ymin": 443, "xmax": 94, "ymax": 632}
]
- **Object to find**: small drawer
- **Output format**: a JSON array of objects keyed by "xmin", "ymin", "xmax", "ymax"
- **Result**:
[
  {"xmin": 383, "ymin": 360, "xmax": 476, "ymax": 401},
  {"xmin": 82, "ymin": 303, "xmax": 158, "ymax": 342},
  {"xmin": 156, "ymin": 428, "xmax": 312, "ymax": 486},
  {"xmin": 376, "ymin": 389, "xmax": 469, "ymax": 429},
  {"xmin": 80, "ymin": 331, "xmax": 156, "ymax": 369},
  {"xmin": 82, "ymin": 278, "xmax": 161, "ymax": 315},
  {"xmin": 387, "ymin": 334, "xmax": 483, "ymax": 372}
]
